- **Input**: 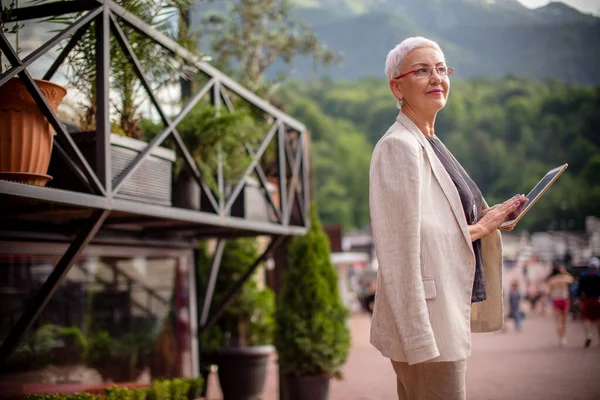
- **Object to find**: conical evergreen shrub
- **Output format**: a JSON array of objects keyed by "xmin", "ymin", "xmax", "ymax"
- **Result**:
[{"xmin": 274, "ymin": 204, "xmax": 350, "ymax": 378}]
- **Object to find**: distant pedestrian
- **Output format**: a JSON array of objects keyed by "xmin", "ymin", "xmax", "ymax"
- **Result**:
[
  {"xmin": 526, "ymin": 281, "xmax": 541, "ymax": 314},
  {"xmin": 546, "ymin": 265, "xmax": 574, "ymax": 346},
  {"xmin": 538, "ymin": 280, "xmax": 549, "ymax": 316},
  {"xmin": 508, "ymin": 280, "xmax": 523, "ymax": 331},
  {"xmin": 578, "ymin": 257, "xmax": 600, "ymax": 347}
]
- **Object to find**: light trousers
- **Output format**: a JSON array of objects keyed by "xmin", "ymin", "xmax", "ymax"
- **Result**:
[{"xmin": 391, "ymin": 359, "xmax": 467, "ymax": 400}]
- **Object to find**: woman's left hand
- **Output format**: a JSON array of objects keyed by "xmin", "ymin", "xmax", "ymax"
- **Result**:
[
  {"xmin": 475, "ymin": 195, "xmax": 526, "ymax": 238},
  {"xmin": 480, "ymin": 205, "xmax": 499, "ymax": 218},
  {"xmin": 481, "ymin": 195, "xmax": 528, "ymax": 231}
]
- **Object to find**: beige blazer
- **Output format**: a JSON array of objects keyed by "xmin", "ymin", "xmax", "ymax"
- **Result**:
[{"xmin": 369, "ymin": 112, "xmax": 504, "ymax": 365}]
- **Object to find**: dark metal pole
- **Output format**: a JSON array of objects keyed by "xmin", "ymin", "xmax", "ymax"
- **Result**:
[
  {"xmin": 199, "ymin": 240, "xmax": 225, "ymax": 326},
  {"xmin": 194, "ymin": 246, "xmax": 210, "ymax": 398},
  {"xmin": 179, "ymin": 8, "xmax": 192, "ymax": 101},
  {"xmin": 277, "ymin": 122, "xmax": 288, "ymax": 225},
  {"xmin": 198, "ymin": 235, "xmax": 285, "ymax": 334},
  {"xmin": 302, "ymin": 130, "xmax": 311, "ymax": 226},
  {"xmin": 7, "ymin": 0, "xmax": 100, "ymax": 23},
  {"xmin": 95, "ymin": 5, "xmax": 111, "ymax": 195},
  {"xmin": 0, "ymin": 210, "xmax": 109, "ymax": 365},
  {"xmin": 288, "ymin": 138, "xmax": 305, "ymax": 225},
  {"xmin": 213, "ymin": 82, "xmax": 224, "ymax": 214}
]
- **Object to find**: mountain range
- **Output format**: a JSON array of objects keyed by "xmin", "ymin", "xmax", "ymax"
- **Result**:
[{"xmin": 193, "ymin": 0, "xmax": 600, "ymax": 85}]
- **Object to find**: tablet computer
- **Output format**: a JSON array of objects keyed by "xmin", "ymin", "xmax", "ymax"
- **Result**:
[{"xmin": 499, "ymin": 163, "xmax": 568, "ymax": 229}]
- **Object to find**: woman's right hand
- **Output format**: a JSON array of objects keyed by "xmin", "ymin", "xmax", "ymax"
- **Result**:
[{"xmin": 476, "ymin": 194, "xmax": 526, "ymax": 237}]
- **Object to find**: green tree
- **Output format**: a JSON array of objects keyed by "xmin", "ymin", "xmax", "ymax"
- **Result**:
[
  {"xmin": 280, "ymin": 83, "xmax": 372, "ymax": 229},
  {"xmin": 281, "ymin": 76, "xmax": 600, "ymax": 232},
  {"xmin": 274, "ymin": 204, "xmax": 350, "ymax": 377},
  {"xmin": 199, "ymin": 0, "xmax": 339, "ymax": 93}
]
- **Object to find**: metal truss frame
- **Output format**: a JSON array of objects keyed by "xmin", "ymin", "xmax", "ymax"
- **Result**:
[
  {"xmin": 0, "ymin": 0, "xmax": 309, "ymax": 370},
  {"xmin": 0, "ymin": 0, "xmax": 309, "ymax": 228}
]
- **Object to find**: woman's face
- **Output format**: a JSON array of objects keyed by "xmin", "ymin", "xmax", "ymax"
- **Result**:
[
  {"xmin": 559, "ymin": 265, "xmax": 567, "ymax": 274},
  {"xmin": 391, "ymin": 47, "xmax": 450, "ymax": 114}
]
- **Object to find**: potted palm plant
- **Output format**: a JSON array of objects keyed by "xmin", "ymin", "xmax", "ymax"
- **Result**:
[
  {"xmin": 198, "ymin": 238, "xmax": 275, "ymax": 400},
  {"xmin": 274, "ymin": 204, "xmax": 351, "ymax": 400},
  {"xmin": 0, "ymin": 0, "xmax": 67, "ymax": 186},
  {"xmin": 46, "ymin": 0, "xmax": 196, "ymax": 203}
]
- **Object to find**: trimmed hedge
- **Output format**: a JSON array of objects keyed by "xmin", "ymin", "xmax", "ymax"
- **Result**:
[{"xmin": 23, "ymin": 377, "xmax": 204, "ymax": 400}]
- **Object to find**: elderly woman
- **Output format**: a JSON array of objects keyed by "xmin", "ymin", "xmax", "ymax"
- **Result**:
[{"xmin": 369, "ymin": 37, "xmax": 527, "ymax": 399}]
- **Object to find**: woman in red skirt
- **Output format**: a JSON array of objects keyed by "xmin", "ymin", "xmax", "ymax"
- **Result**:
[{"xmin": 547, "ymin": 265, "xmax": 575, "ymax": 347}]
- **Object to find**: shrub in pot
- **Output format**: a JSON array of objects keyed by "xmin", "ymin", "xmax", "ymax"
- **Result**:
[
  {"xmin": 274, "ymin": 204, "xmax": 351, "ymax": 400},
  {"xmin": 143, "ymin": 103, "xmax": 266, "ymax": 212},
  {"xmin": 198, "ymin": 238, "xmax": 275, "ymax": 400}
]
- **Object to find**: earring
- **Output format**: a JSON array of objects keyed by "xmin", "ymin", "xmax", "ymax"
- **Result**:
[{"xmin": 397, "ymin": 99, "xmax": 403, "ymax": 110}]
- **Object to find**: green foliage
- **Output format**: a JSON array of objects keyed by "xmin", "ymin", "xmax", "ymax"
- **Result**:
[
  {"xmin": 85, "ymin": 329, "xmax": 125, "ymax": 365},
  {"xmin": 23, "ymin": 378, "xmax": 203, "ymax": 400},
  {"xmin": 197, "ymin": 0, "xmax": 339, "ymax": 94},
  {"xmin": 0, "ymin": 0, "xmax": 22, "ymax": 72},
  {"xmin": 5, "ymin": 324, "xmax": 88, "ymax": 372},
  {"xmin": 274, "ymin": 204, "xmax": 350, "ymax": 378},
  {"xmin": 25, "ymin": 395, "xmax": 99, "ymax": 400},
  {"xmin": 142, "ymin": 102, "xmax": 267, "ymax": 193},
  {"xmin": 4, "ymin": 323, "xmax": 156, "ymax": 378},
  {"xmin": 175, "ymin": 103, "xmax": 265, "ymax": 189},
  {"xmin": 278, "ymin": 81, "xmax": 372, "ymax": 230},
  {"xmin": 146, "ymin": 380, "xmax": 170, "ymax": 400},
  {"xmin": 186, "ymin": 376, "xmax": 204, "ymax": 400},
  {"xmin": 198, "ymin": 238, "xmax": 275, "ymax": 352},
  {"xmin": 169, "ymin": 378, "xmax": 191, "ymax": 400},
  {"xmin": 52, "ymin": 0, "xmax": 197, "ymax": 137},
  {"xmin": 84, "ymin": 327, "xmax": 155, "ymax": 382},
  {"xmin": 280, "ymin": 77, "xmax": 600, "ymax": 232},
  {"xmin": 104, "ymin": 387, "xmax": 144, "ymax": 400}
]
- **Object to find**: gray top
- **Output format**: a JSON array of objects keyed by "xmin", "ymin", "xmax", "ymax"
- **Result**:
[{"xmin": 425, "ymin": 135, "xmax": 487, "ymax": 303}]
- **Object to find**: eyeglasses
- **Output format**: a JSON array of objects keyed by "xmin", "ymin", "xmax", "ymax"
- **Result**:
[{"xmin": 393, "ymin": 66, "xmax": 455, "ymax": 80}]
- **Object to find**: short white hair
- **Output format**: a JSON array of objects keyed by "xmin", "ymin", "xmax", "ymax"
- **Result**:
[{"xmin": 385, "ymin": 37, "xmax": 445, "ymax": 82}]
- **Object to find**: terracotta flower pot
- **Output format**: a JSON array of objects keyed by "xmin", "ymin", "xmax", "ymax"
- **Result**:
[{"xmin": 0, "ymin": 77, "xmax": 67, "ymax": 186}]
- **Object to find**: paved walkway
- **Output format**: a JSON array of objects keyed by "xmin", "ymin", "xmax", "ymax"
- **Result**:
[{"xmin": 207, "ymin": 311, "xmax": 600, "ymax": 400}]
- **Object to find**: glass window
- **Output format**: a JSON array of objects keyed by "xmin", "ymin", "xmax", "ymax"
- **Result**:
[{"xmin": 0, "ymin": 247, "xmax": 194, "ymax": 385}]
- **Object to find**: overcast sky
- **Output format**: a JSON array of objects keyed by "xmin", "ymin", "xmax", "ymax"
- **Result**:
[{"xmin": 518, "ymin": 0, "xmax": 600, "ymax": 15}]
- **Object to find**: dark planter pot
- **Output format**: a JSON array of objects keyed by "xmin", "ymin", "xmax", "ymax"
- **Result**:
[
  {"xmin": 199, "ymin": 184, "xmax": 245, "ymax": 217},
  {"xmin": 198, "ymin": 178, "xmax": 277, "ymax": 222},
  {"xmin": 208, "ymin": 345, "xmax": 273, "ymax": 400},
  {"xmin": 282, "ymin": 374, "xmax": 331, "ymax": 400},
  {"xmin": 173, "ymin": 169, "xmax": 200, "ymax": 210},
  {"xmin": 48, "ymin": 132, "xmax": 175, "ymax": 205}
]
